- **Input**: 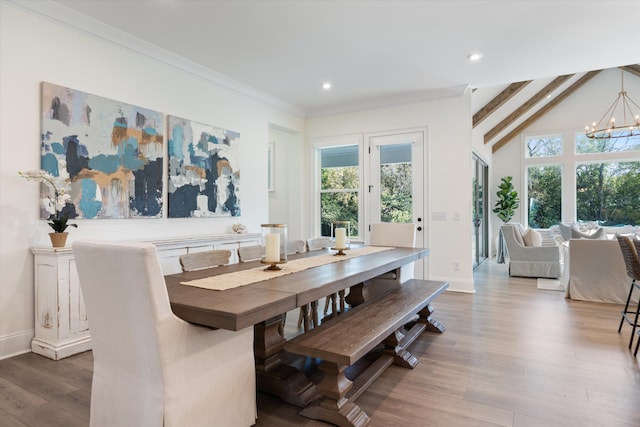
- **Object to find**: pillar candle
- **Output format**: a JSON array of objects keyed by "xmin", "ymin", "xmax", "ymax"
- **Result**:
[
  {"xmin": 335, "ymin": 227, "xmax": 347, "ymax": 249},
  {"xmin": 264, "ymin": 233, "xmax": 280, "ymax": 262}
]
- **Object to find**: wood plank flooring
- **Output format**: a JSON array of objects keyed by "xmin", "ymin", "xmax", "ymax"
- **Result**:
[{"xmin": 1, "ymin": 260, "xmax": 638, "ymax": 426}]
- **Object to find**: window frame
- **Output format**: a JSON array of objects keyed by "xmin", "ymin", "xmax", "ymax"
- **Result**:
[{"xmin": 312, "ymin": 134, "xmax": 364, "ymax": 240}]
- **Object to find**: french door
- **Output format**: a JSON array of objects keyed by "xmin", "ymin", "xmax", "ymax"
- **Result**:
[
  {"xmin": 367, "ymin": 130, "xmax": 426, "ymax": 278},
  {"xmin": 472, "ymin": 154, "xmax": 489, "ymax": 269}
]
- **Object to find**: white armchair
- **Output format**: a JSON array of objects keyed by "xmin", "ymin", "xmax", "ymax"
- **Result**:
[
  {"xmin": 501, "ymin": 224, "xmax": 562, "ymax": 278},
  {"xmin": 73, "ymin": 240, "xmax": 256, "ymax": 427}
]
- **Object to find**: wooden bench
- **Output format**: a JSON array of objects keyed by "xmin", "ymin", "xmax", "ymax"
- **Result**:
[{"xmin": 284, "ymin": 279, "xmax": 448, "ymax": 427}]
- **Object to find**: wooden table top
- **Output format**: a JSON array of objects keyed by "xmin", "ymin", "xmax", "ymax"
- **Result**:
[{"xmin": 165, "ymin": 246, "xmax": 430, "ymax": 330}]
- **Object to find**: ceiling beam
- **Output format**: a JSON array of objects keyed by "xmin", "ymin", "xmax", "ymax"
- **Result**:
[
  {"xmin": 621, "ymin": 64, "xmax": 640, "ymax": 78},
  {"xmin": 492, "ymin": 70, "xmax": 602, "ymax": 153},
  {"xmin": 484, "ymin": 75, "xmax": 574, "ymax": 144},
  {"xmin": 472, "ymin": 81, "xmax": 532, "ymax": 128}
]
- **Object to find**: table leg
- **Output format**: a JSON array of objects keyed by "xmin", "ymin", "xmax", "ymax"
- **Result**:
[
  {"xmin": 300, "ymin": 361, "xmax": 370, "ymax": 427},
  {"xmin": 254, "ymin": 315, "xmax": 318, "ymax": 407}
]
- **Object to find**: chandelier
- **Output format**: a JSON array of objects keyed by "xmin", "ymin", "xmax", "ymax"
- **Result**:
[{"xmin": 585, "ymin": 68, "xmax": 640, "ymax": 139}]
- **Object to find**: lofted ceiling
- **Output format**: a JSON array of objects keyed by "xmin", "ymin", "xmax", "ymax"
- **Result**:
[{"xmin": 9, "ymin": 0, "xmax": 640, "ymax": 148}]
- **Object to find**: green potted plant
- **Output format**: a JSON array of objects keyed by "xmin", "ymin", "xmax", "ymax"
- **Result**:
[
  {"xmin": 493, "ymin": 176, "xmax": 519, "ymax": 222},
  {"xmin": 493, "ymin": 176, "xmax": 519, "ymax": 263},
  {"xmin": 19, "ymin": 170, "xmax": 78, "ymax": 247}
]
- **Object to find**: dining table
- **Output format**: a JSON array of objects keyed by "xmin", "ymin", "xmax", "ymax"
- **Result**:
[{"xmin": 164, "ymin": 245, "xmax": 430, "ymax": 407}]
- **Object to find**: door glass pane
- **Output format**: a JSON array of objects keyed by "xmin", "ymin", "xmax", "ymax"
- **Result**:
[{"xmin": 379, "ymin": 144, "xmax": 412, "ymax": 223}]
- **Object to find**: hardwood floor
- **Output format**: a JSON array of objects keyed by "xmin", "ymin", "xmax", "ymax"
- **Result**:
[{"xmin": 1, "ymin": 260, "xmax": 638, "ymax": 426}]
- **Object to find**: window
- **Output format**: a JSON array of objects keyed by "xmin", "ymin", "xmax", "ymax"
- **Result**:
[
  {"xmin": 522, "ymin": 132, "xmax": 640, "ymax": 227},
  {"xmin": 576, "ymin": 160, "xmax": 640, "ymax": 225},
  {"xmin": 525, "ymin": 135, "xmax": 562, "ymax": 158},
  {"xmin": 523, "ymin": 135, "xmax": 563, "ymax": 227},
  {"xmin": 527, "ymin": 165, "xmax": 562, "ymax": 228},
  {"xmin": 576, "ymin": 133, "xmax": 640, "ymax": 154},
  {"xmin": 319, "ymin": 145, "xmax": 360, "ymax": 237}
]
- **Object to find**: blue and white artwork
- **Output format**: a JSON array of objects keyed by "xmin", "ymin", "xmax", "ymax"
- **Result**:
[
  {"xmin": 40, "ymin": 82, "xmax": 164, "ymax": 219},
  {"xmin": 167, "ymin": 115, "xmax": 241, "ymax": 218}
]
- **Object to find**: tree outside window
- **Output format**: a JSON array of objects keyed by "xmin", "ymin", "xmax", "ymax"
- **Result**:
[
  {"xmin": 576, "ymin": 161, "xmax": 640, "ymax": 225},
  {"xmin": 527, "ymin": 165, "xmax": 562, "ymax": 228}
]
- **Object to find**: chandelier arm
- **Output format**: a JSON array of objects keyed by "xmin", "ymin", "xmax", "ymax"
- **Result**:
[{"xmin": 594, "ymin": 94, "xmax": 622, "ymax": 128}]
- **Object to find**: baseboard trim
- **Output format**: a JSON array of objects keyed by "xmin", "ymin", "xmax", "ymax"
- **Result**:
[{"xmin": 0, "ymin": 329, "xmax": 34, "ymax": 360}]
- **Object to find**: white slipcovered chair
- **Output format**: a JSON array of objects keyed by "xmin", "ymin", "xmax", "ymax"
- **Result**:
[
  {"xmin": 351, "ymin": 222, "xmax": 417, "ymax": 302},
  {"xmin": 72, "ymin": 240, "xmax": 256, "ymax": 427},
  {"xmin": 501, "ymin": 223, "xmax": 562, "ymax": 278}
]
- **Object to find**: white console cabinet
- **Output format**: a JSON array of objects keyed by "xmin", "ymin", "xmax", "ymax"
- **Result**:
[{"xmin": 31, "ymin": 233, "xmax": 261, "ymax": 360}]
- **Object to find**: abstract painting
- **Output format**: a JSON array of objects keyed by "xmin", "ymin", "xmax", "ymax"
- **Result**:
[
  {"xmin": 167, "ymin": 115, "xmax": 241, "ymax": 218},
  {"xmin": 40, "ymin": 82, "xmax": 164, "ymax": 219}
]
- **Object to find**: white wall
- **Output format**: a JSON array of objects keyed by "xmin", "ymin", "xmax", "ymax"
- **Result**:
[
  {"xmin": 0, "ymin": 3, "xmax": 304, "ymax": 358},
  {"xmin": 268, "ymin": 125, "xmax": 305, "ymax": 240},
  {"xmin": 305, "ymin": 91, "xmax": 475, "ymax": 294},
  {"xmin": 492, "ymin": 68, "xmax": 640, "ymax": 245}
]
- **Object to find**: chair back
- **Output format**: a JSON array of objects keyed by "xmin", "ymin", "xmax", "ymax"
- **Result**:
[
  {"xmin": 237, "ymin": 244, "xmax": 263, "ymax": 262},
  {"xmin": 286, "ymin": 240, "xmax": 306, "ymax": 254},
  {"xmin": 72, "ymin": 240, "xmax": 166, "ymax": 425},
  {"xmin": 617, "ymin": 235, "xmax": 640, "ymax": 280},
  {"xmin": 370, "ymin": 222, "xmax": 416, "ymax": 247},
  {"xmin": 501, "ymin": 224, "xmax": 525, "ymax": 248},
  {"xmin": 306, "ymin": 236, "xmax": 332, "ymax": 251},
  {"xmin": 179, "ymin": 249, "xmax": 231, "ymax": 272}
]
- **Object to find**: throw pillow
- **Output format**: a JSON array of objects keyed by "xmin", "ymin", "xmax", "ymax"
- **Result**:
[
  {"xmin": 558, "ymin": 223, "xmax": 572, "ymax": 241},
  {"xmin": 571, "ymin": 227, "xmax": 607, "ymax": 240},
  {"xmin": 523, "ymin": 228, "xmax": 542, "ymax": 247}
]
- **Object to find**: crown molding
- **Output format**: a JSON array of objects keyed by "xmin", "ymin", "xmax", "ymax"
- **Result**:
[{"xmin": 5, "ymin": 0, "xmax": 307, "ymax": 117}]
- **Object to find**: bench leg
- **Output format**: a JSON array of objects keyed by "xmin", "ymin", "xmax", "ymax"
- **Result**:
[
  {"xmin": 382, "ymin": 329, "xmax": 419, "ymax": 369},
  {"xmin": 254, "ymin": 316, "xmax": 318, "ymax": 407},
  {"xmin": 418, "ymin": 303, "xmax": 446, "ymax": 333},
  {"xmin": 300, "ymin": 362, "xmax": 371, "ymax": 427}
]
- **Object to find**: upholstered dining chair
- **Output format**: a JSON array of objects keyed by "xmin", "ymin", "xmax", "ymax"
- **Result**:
[
  {"xmin": 73, "ymin": 240, "xmax": 256, "ymax": 427},
  {"xmin": 616, "ymin": 235, "xmax": 640, "ymax": 351},
  {"xmin": 347, "ymin": 223, "xmax": 417, "ymax": 306},
  {"xmin": 286, "ymin": 239, "xmax": 306, "ymax": 255},
  {"xmin": 179, "ymin": 249, "xmax": 231, "ymax": 272},
  {"xmin": 291, "ymin": 237, "xmax": 333, "ymax": 331},
  {"xmin": 237, "ymin": 244, "xmax": 263, "ymax": 262},
  {"xmin": 369, "ymin": 222, "xmax": 416, "ymax": 291}
]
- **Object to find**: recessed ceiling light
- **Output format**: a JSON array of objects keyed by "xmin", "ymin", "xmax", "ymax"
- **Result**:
[
  {"xmin": 322, "ymin": 82, "xmax": 332, "ymax": 90},
  {"xmin": 468, "ymin": 52, "xmax": 483, "ymax": 62}
]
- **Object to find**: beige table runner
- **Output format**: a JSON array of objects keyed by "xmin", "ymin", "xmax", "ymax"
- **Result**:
[{"xmin": 181, "ymin": 246, "xmax": 393, "ymax": 291}]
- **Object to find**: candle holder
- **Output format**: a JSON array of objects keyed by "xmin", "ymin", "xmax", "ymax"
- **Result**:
[
  {"xmin": 331, "ymin": 220, "xmax": 351, "ymax": 256},
  {"xmin": 261, "ymin": 224, "xmax": 287, "ymax": 271}
]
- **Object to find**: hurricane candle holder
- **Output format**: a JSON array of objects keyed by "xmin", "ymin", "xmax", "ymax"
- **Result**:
[
  {"xmin": 331, "ymin": 220, "xmax": 351, "ymax": 256},
  {"xmin": 261, "ymin": 223, "xmax": 287, "ymax": 270}
]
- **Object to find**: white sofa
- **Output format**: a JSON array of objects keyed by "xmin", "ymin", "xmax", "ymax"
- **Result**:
[
  {"xmin": 501, "ymin": 223, "xmax": 562, "ymax": 278},
  {"xmin": 565, "ymin": 238, "xmax": 638, "ymax": 304}
]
